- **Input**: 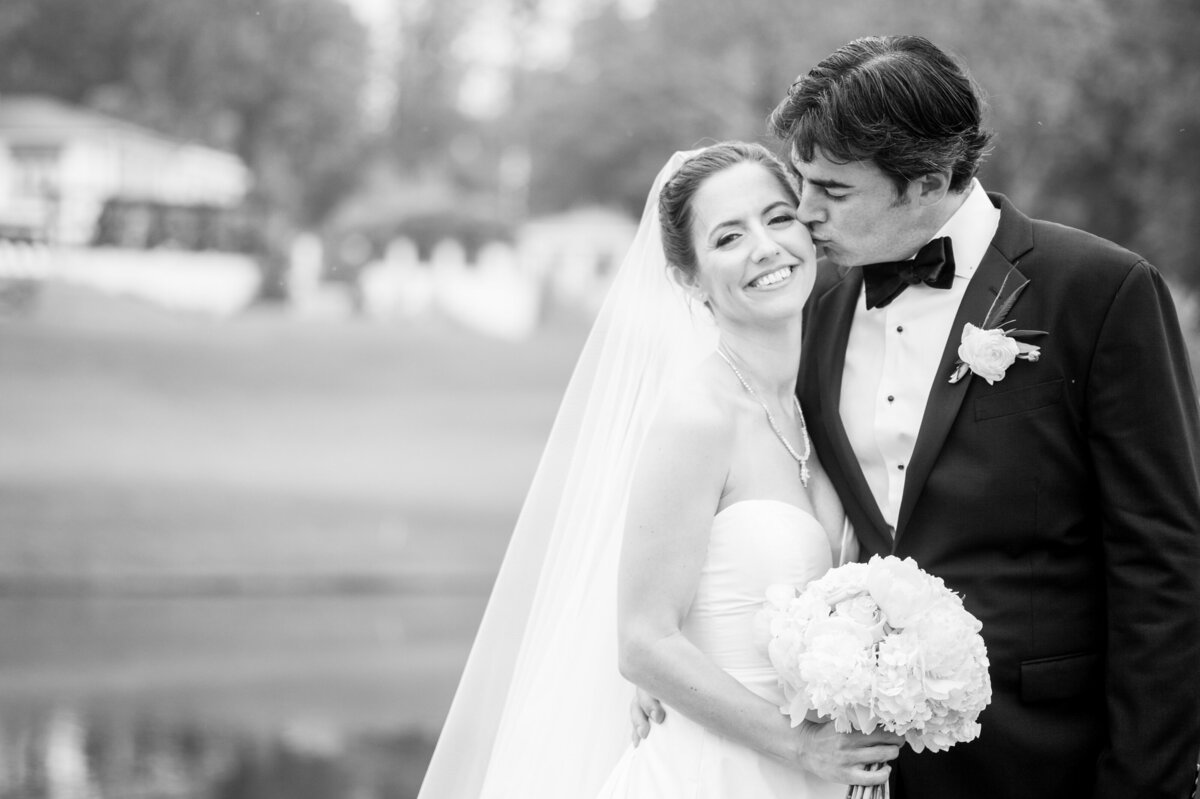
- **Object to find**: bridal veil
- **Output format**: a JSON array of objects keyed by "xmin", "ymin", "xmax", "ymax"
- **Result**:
[{"xmin": 417, "ymin": 149, "xmax": 716, "ymax": 798}]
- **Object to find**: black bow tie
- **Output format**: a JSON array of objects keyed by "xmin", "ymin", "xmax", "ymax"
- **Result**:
[{"xmin": 861, "ymin": 237, "xmax": 956, "ymax": 310}]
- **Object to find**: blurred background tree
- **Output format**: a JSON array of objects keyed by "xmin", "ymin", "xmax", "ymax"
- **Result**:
[
  {"xmin": 1, "ymin": 0, "xmax": 1196, "ymax": 282},
  {"xmin": 497, "ymin": 0, "xmax": 1200, "ymax": 285},
  {"xmin": 0, "ymin": 0, "xmax": 368, "ymax": 226}
]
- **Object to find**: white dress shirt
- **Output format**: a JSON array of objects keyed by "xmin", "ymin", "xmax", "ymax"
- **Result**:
[{"xmin": 839, "ymin": 179, "xmax": 1001, "ymax": 530}]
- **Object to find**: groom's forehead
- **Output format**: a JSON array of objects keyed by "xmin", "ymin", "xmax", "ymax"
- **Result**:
[
  {"xmin": 790, "ymin": 152, "xmax": 854, "ymax": 182},
  {"xmin": 790, "ymin": 149, "xmax": 884, "ymax": 186}
]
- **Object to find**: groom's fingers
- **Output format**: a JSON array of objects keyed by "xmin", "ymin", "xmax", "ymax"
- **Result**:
[
  {"xmin": 628, "ymin": 697, "xmax": 649, "ymax": 744},
  {"xmin": 635, "ymin": 688, "xmax": 665, "ymax": 724},
  {"xmin": 628, "ymin": 690, "xmax": 665, "ymax": 745}
]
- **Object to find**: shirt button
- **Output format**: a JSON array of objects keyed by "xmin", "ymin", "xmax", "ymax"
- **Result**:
[
  {"xmin": 887, "ymin": 395, "xmax": 895, "ymax": 403},
  {"xmin": 897, "ymin": 464, "xmax": 905, "ymax": 471},
  {"xmin": 896, "ymin": 325, "xmax": 904, "ymax": 333}
]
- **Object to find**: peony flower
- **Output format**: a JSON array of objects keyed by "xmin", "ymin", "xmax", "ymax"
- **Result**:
[
  {"xmin": 834, "ymin": 594, "xmax": 884, "ymax": 627},
  {"xmin": 863, "ymin": 555, "xmax": 943, "ymax": 630},
  {"xmin": 760, "ymin": 554, "xmax": 992, "ymax": 787}
]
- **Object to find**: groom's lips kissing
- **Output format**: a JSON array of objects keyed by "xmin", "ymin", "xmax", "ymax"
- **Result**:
[{"xmin": 807, "ymin": 227, "xmax": 832, "ymax": 254}]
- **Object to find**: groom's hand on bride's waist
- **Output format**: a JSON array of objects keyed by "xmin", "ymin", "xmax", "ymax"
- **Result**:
[{"xmin": 630, "ymin": 688, "xmax": 666, "ymax": 745}]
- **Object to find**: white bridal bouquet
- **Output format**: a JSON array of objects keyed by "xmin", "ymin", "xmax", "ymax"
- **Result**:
[{"xmin": 759, "ymin": 555, "xmax": 992, "ymax": 799}]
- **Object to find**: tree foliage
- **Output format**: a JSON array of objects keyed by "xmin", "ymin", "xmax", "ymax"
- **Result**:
[
  {"xmin": 390, "ymin": 0, "xmax": 476, "ymax": 175},
  {"xmin": 500, "ymin": 0, "xmax": 1200, "ymax": 283},
  {"xmin": 0, "ymin": 0, "xmax": 369, "ymax": 225},
  {"xmin": 2, "ymin": 0, "xmax": 1196, "ymax": 285}
]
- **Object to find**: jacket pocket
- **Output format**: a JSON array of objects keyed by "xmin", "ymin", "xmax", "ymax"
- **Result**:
[
  {"xmin": 1020, "ymin": 651, "xmax": 1099, "ymax": 703},
  {"xmin": 975, "ymin": 378, "xmax": 1063, "ymax": 422}
]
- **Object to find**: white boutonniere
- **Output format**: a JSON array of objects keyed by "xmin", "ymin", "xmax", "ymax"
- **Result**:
[
  {"xmin": 949, "ymin": 323, "xmax": 1043, "ymax": 384},
  {"xmin": 948, "ymin": 268, "xmax": 1046, "ymax": 385}
]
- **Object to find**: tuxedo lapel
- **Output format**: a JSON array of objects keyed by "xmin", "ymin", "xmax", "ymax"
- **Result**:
[
  {"xmin": 812, "ymin": 269, "xmax": 894, "ymax": 552},
  {"xmin": 893, "ymin": 200, "xmax": 1033, "ymax": 542}
]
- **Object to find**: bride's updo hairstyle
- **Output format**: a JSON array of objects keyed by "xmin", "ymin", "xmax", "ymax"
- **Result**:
[{"xmin": 658, "ymin": 141, "xmax": 799, "ymax": 280}]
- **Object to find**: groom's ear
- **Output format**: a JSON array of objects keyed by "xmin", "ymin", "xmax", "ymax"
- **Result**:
[{"xmin": 914, "ymin": 170, "xmax": 954, "ymax": 207}]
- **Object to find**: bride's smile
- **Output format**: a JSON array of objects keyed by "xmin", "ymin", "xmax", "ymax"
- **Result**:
[
  {"xmin": 746, "ymin": 264, "xmax": 799, "ymax": 290},
  {"xmin": 684, "ymin": 161, "xmax": 816, "ymax": 322}
]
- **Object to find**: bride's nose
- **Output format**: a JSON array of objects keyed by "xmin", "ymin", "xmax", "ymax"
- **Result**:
[{"xmin": 750, "ymin": 228, "xmax": 782, "ymax": 263}]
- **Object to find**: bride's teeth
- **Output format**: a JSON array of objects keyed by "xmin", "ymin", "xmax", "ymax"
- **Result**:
[{"xmin": 752, "ymin": 267, "xmax": 791, "ymax": 288}]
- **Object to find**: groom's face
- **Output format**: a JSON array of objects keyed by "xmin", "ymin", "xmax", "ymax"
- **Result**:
[{"xmin": 792, "ymin": 148, "xmax": 930, "ymax": 268}]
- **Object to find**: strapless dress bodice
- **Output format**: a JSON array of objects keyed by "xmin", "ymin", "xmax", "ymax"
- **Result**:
[
  {"xmin": 682, "ymin": 499, "xmax": 833, "ymax": 676},
  {"xmin": 593, "ymin": 499, "xmax": 844, "ymax": 799}
]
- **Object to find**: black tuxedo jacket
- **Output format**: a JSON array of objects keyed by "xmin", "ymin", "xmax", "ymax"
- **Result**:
[{"xmin": 799, "ymin": 193, "xmax": 1200, "ymax": 799}]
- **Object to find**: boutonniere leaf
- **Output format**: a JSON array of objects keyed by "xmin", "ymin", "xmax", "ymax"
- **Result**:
[{"xmin": 980, "ymin": 274, "xmax": 1028, "ymax": 330}]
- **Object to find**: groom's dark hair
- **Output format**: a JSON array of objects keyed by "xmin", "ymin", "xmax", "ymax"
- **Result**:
[{"xmin": 768, "ymin": 35, "xmax": 993, "ymax": 196}]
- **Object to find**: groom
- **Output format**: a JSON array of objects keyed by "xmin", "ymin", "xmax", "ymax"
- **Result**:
[{"xmin": 772, "ymin": 35, "xmax": 1200, "ymax": 798}]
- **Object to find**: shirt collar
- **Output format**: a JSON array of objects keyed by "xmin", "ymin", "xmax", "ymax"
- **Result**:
[{"xmin": 931, "ymin": 178, "xmax": 1001, "ymax": 279}]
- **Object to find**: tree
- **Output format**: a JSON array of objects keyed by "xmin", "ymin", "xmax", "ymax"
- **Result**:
[
  {"xmin": 1034, "ymin": 0, "xmax": 1200, "ymax": 281},
  {"xmin": 503, "ymin": 0, "xmax": 1200, "ymax": 285},
  {"xmin": 0, "ymin": 0, "xmax": 370, "ymax": 226},
  {"xmin": 508, "ymin": 0, "xmax": 928, "ymax": 215},
  {"xmin": 390, "ymin": 0, "xmax": 477, "ymax": 176}
]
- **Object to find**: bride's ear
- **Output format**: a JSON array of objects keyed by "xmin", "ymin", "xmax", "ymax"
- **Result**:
[{"xmin": 669, "ymin": 264, "xmax": 710, "ymax": 310}]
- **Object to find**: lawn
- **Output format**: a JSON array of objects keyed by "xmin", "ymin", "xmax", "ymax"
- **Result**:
[{"xmin": 0, "ymin": 281, "xmax": 588, "ymax": 744}]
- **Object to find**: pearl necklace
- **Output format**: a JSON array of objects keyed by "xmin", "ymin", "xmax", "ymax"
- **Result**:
[{"xmin": 716, "ymin": 346, "xmax": 812, "ymax": 488}]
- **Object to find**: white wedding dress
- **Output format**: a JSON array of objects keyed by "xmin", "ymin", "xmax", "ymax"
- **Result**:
[
  {"xmin": 416, "ymin": 150, "xmax": 841, "ymax": 799},
  {"xmin": 594, "ymin": 499, "xmax": 847, "ymax": 799}
]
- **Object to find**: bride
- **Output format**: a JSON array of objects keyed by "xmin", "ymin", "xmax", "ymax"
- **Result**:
[{"xmin": 417, "ymin": 142, "xmax": 900, "ymax": 799}]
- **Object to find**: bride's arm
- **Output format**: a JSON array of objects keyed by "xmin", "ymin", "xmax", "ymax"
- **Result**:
[{"xmin": 616, "ymin": 391, "xmax": 895, "ymax": 785}]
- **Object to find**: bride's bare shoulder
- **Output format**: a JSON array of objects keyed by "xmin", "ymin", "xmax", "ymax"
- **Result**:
[{"xmin": 649, "ymin": 355, "xmax": 739, "ymax": 445}]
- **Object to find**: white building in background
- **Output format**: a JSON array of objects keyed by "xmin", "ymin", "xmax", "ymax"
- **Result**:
[
  {"xmin": 518, "ymin": 206, "xmax": 638, "ymax": 314},
  {"xmin": 353, "ymin": 206, "xmax": 638, "ymax": 339},
  {"xmin": 0, "ymin": 94, "xmax": 250, "ymax": 245}
]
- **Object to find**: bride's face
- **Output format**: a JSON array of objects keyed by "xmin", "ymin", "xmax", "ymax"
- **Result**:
[{"xmin": 686, "ymin": 162, "xmax": 816, "ymax": 327}]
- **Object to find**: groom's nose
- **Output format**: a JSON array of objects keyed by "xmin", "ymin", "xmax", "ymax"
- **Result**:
[{"xmin": 797, "ymin": 190, "xmax": 826, "ymax": 226}]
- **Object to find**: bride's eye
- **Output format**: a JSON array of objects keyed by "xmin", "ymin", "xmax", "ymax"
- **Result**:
[
  {"xmin": 716, "ymin": 232, "xmax": 742, "ymax": 248},
  {"xmin": 769, "ymin": 213, "xmax": 795, "ymax": 226}
]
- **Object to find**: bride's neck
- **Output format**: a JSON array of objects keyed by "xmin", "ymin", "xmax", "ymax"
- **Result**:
[{"xmin": 716, "ymin": 322, "xmax": 802, "ymax": 403}]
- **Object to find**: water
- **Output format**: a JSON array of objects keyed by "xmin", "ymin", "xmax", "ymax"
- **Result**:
[
  {"xmin": 0, "ymin": 708, "xmax": 436, "ymax": 799},
  {"xmin": 0, "ymin": 590, "xmax": 491, "ymax": 798}
]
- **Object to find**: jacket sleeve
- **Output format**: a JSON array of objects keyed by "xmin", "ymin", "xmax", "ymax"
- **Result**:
[{"xmin": 1086, "ymin": 260, "xmax": 1200, "ymax": 798}]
